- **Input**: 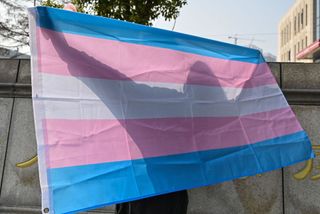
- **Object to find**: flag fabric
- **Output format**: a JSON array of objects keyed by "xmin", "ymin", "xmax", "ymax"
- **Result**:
[{"xmin": 29, "ymin": 6, "xmax": 314, "ymax": 214}]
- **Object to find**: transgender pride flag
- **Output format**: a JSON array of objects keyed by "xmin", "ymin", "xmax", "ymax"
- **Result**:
[{"xmin": 29, "ymin": 6, "xmax": 314, "ymax": 214}]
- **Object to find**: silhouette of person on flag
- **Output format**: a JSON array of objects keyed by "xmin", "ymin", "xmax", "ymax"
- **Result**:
[{"xmin": 42, "ymin": 3, "xmax": 229, "ymax": 214}]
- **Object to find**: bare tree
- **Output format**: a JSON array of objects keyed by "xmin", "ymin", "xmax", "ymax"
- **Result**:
[{"xmin": 0, "ymin": 0, "xmax": 32, "ymax": 48}]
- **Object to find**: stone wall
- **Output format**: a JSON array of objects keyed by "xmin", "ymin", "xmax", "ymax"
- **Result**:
[{"xmin": 0, "ymin": 59, "xmax": 319, "ymax": 214}]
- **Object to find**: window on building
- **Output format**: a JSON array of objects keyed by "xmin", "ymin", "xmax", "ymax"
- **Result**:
[
  {"xmin": 306, "ymin": 36, "xmax": 308, "ymax": 47},
  {"xmin": 287, "ymin": 24, "xmax": 290, "ymax": 42},
  {"xmin": 301, "ymin": 9, "xmax": 304, "ymax": 27},
  {"xmin": 285, "ymin": 26, "xmax": 287, "ymax": 43},
  {"xmin": 298, "ymin": 13, "xmax": 300, "ymax": 32},
  {"xmin": 298, "ymin": 42, "xmax": 300, "ymax": 52},
  {"xmin": 288, "ymin": 50, "xmax": 291, "ymax": 61},
  {"xmin": 294, "ymin": 17, "xmax": 297, "ymax": 35},
  {"xmin": 289, "ymin": 22, "xmax": 291, "ymax": 40},
  {"xmin": 306, "ymin": 4, "xmax": 308, "ymax": 26},
  {"xmin": 302, "ymin": 39, "xmax": 304, "ymax": 49}
]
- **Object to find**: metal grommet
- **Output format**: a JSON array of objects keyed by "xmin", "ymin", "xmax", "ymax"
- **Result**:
[{"xmin": 43, "ymin": 208, "xmax": 49, "ymax": 213}]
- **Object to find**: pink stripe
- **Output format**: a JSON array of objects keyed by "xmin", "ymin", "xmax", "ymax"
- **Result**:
[
  {"xmin": 44, "ymin": 107, "xmax": 302, "ymax": 169},
  {"xmin": 36, "ymin": 28, "xmax": 275, "ymax": 88}
]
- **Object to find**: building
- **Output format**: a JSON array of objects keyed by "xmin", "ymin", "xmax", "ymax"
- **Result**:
[{"xmin": 278, "ymin": 0, "xmax": 320, "ymax": 62}]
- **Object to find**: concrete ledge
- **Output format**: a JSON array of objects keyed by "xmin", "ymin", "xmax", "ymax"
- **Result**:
[
  {"xmin": 281, "ymin": 63, "xmax": 320, "ymax": 89},
  {"xmin": 3, "ymin": 84, "xmax": 320, "ymax": 106},
  {"xmin": 17, "ymin": 60, "xmax": 31, "ymax": 84},
  {"xmin": 0, "ymin": 99, "xmax": 41, "ymax": 207},
  {"xmin": 283, "ymin": 89, "xmax": 320, "ymax": 105},
  {"xmin": 0, "ymin": 59, "xmax": 19, "ymax": 83},
  {"xmin": 0, "ymin": 206, "xmax": 41, "ymax": 214},
  {"xmin": 0, "ymin": 83, "xmax": 31, "ymax": 98},
  {"xmin": 0, "ymin": 98, "xmax": 13, "ymax": 190}
]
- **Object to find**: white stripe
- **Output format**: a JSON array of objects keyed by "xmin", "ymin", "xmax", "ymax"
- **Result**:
[
  {"xmin": 34, "ymin": 73, "xmax": 288, "ymax": 119},
  {"xmin": 28, "ymin": 9, "xmax": 51, "ymax": 213}
]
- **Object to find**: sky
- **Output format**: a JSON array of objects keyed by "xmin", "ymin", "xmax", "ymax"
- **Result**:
[{"xmin": 153, "ymin": 0, "xmax": 296, "ymax": 56}]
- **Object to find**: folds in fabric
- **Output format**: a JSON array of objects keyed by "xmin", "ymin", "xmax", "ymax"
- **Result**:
[{"xmin": 28, "ymin": 6, "xmax": 314, "ymax": 214}]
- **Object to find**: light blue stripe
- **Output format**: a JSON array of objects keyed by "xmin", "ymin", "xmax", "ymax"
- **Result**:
[
  {"xmin": 48, "ymin": 131, "xmax": 313, "ymax": 214},
  {"xmin": 30, "ymin": 7, "xmax": 265, "ymax": 64}
]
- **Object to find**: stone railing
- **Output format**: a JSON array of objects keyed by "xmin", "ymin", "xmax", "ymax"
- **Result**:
[{"xmin": 0, "ymin": 59, "xmax": 319, "ymax": 213}]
